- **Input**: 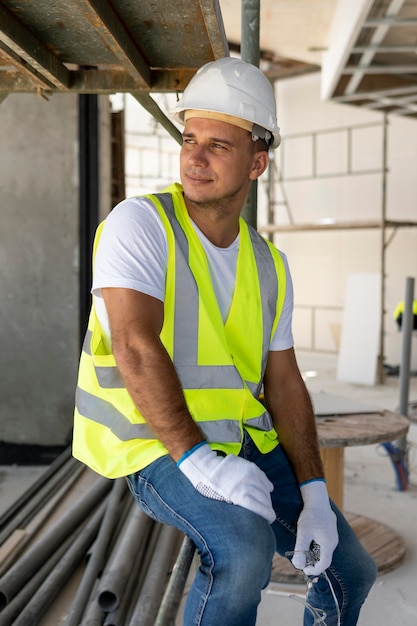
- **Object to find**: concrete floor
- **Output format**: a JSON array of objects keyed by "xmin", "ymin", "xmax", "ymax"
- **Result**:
[{"xmin": 1, "ymin": 350, "xmax": 416, "ymax": 625}]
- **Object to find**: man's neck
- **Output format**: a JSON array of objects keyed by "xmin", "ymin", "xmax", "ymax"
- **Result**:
[
  {"xmin": 183, "ymin": 196, "xmax": 243, "ymax": 248},
  {"xmin": 187, "ymin": 206, "xmax": 240, "ymax": 248}
]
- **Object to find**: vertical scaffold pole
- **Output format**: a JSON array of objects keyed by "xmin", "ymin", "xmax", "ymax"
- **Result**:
[{"xmin": 241, "ymin": 0, "xmax": 260, "ymax": 229}]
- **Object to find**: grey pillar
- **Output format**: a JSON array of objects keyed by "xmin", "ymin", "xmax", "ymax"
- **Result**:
[
  {"xmin": 398, "ymin": 276, "xmax": 415, "ymax": 417},
  {"xmin": 396, "ymin": 276, "xmax": 414, "ymax": 475}
]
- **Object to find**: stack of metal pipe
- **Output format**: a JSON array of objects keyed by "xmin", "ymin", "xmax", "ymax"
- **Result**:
[{"xmin": 0, "ymin": 448, "xmax": 195, "ymax": 626}]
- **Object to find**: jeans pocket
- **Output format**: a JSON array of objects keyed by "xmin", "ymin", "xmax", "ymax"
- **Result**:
[{"xmin": 126, "ymin": 472, "xmax": 159, "ymax": 521}]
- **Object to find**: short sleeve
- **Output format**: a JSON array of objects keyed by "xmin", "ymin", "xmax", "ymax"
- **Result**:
[
  {"xmin": 92, "ymin": 196, "xmax": 168, "ymax": 302},
  {"xmin": 269, "ymin": 252, "xmax": 294, "ymax": 351}
]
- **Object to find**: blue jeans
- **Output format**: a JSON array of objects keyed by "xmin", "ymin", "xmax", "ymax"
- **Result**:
[{"xmin": 126, "ymin": 434, "xmax": 377, "ymax": 625}]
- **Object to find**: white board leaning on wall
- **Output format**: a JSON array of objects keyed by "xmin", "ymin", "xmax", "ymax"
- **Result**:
[{"xmin": 337, "ymin": 273, "xmax": 382, "ymax": 386}]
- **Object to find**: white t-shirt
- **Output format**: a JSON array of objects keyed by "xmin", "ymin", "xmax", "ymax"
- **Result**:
[{"xmin": 92, "ymin": 195, "xmax": 294, "ymax": 352}]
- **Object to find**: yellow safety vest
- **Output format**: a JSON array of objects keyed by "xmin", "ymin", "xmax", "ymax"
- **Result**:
[{"xmin": 73, "ymin": 183, "xmax": 287, "ymax": 478}]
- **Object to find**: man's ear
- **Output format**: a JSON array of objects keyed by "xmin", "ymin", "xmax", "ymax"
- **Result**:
[{"xmin": 250, "ymin": 151, "xmax": 269, "ymax": 180}]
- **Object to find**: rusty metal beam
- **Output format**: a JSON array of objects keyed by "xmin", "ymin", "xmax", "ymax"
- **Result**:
[
  {"xmin": 197, "ymin": 0, "xmax": 229, "ymax": 58},
  {"xmin": 73, "ymin": 0, "xmax": 151, "ymax": 88},
  {"xmin": 0, "ymin": 67, "xmax": 197, "ymax": 94},
  {"xmin": 0, "ymin": 44, "xmax": 53, "ymax": 91},
  {"xmin": 73, "ymin": 67, "xmax": 196, "ymax": 93},
  {"xmin": 0, "ymin": 0, "xmax": 227, "ymax": 95},
  {"xmin": 0, "ymin": 3, "xmax": 71, "ymax": 90}
]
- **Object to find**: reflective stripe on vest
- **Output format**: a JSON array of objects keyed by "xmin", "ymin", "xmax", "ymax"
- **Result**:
[{"xmin": 76, "ymin": 386, "xmax": 271, "ymax": 442}]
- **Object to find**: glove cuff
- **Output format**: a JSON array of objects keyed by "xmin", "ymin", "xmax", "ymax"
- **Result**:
[
  {"xmin": 299, "ymin": 477, "xmax": 326, "ymax": 488},
  {"xmin": 299, "ymin": 478, "xmax": 330, "ymax": 507},
  {"xmin": 176, "ymin": 441, "xmax": 208, "ymax": 467}
]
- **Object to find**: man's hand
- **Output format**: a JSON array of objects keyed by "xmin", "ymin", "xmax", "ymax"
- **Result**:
[
  {"xmin": 178, "ymin": 443, "xmax": 276, "ymax": 523},
  {"xmin": 292, "ymin": 480, "xmax": 338, "ymax": 575}
]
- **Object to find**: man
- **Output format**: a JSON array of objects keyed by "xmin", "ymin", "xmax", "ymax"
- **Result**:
[{"xmin": 73, "ymin": 57, "xmax": 376, "ymax": 625}]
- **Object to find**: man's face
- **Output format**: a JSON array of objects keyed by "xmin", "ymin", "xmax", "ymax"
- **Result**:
[{"xmin": 180, "ymin": 117, "xmax": 261, "ymax": 210}]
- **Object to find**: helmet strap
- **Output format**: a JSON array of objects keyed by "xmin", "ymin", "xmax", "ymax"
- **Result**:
[{"xmin": 252, "ymin": 123, "xmax": 272, "ymax": 146}]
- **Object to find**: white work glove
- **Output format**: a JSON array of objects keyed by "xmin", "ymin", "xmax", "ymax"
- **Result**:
[
  {"xmin": 178, "ymin": 442, "xmax": 276, "ymax": 523},
  {"xmin": 292, "ymin": 480, "xmax": 339, "ymax": 575}
]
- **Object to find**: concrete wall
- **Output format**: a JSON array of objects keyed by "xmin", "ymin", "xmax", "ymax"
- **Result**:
[{"xmin": 0, "ymin": 93, "xmax": 111, "ymax": 446}]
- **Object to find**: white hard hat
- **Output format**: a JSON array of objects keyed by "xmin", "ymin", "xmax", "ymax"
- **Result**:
[{"xmin": 172, "ymin": 57, "xmax": 281, "ymax": 149}]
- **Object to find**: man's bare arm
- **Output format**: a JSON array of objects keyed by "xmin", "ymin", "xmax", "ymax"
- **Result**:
[
  {"xmin": 102, "ymin": 287, "xmax": 204, "ymax": 462},
  {"xmin": 263, "ymin": 347, "xmax": 324, "ymax": 484}
]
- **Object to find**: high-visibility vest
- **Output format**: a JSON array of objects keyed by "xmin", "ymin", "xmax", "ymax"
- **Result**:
[
  {"xmin": 394, "ymin": 300, "xmax": 417, "ymax": 330},
  {"xmin": 73, "ymin": 183, "xmax": 287, "ymax": 478}
]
